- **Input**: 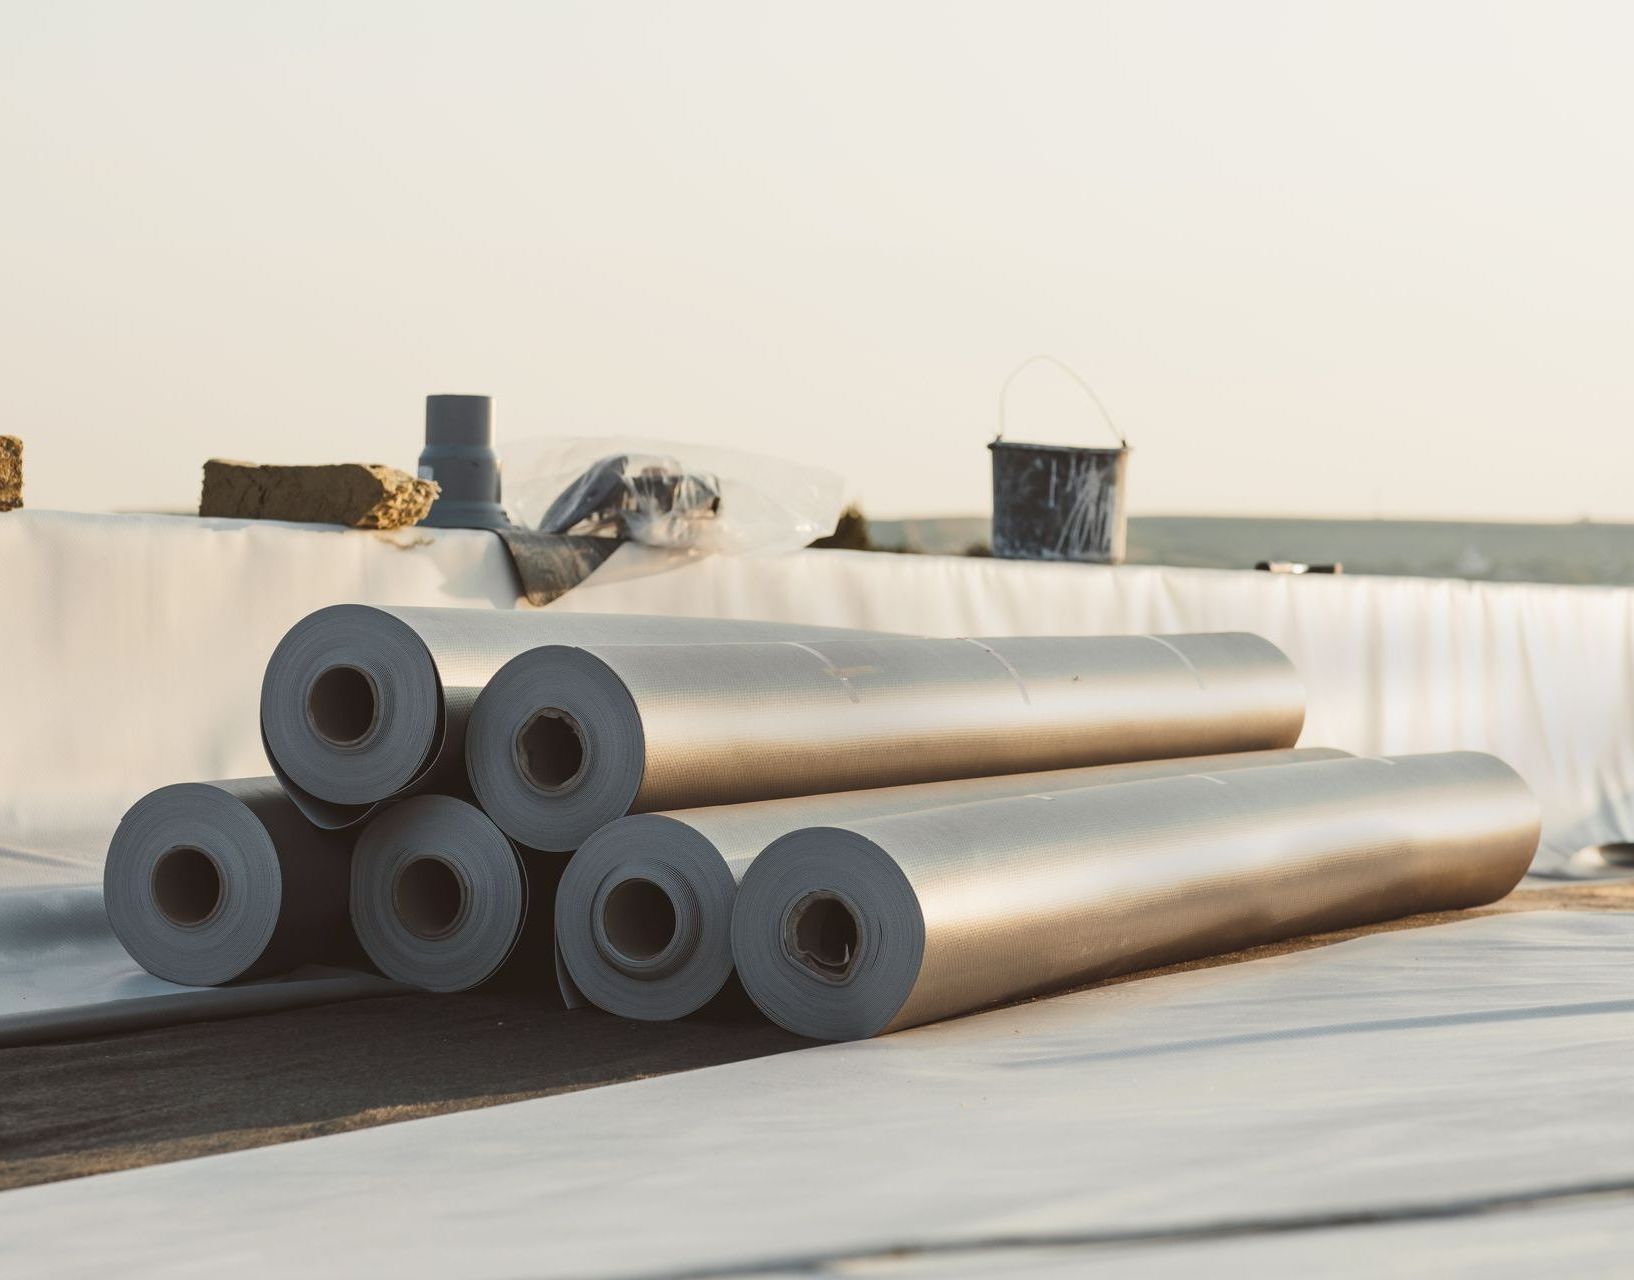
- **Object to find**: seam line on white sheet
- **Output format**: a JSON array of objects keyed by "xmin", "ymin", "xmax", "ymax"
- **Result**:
[{"xmin": 622, "ymin": 1174, "xmax": 1634, "ymax": 1280}]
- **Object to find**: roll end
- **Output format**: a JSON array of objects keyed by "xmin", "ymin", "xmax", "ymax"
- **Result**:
[
  {"xmin": 467, "ymin": 645, "xmax": 645, "ymax": 851},
  {"xmin": 731, "ymin": 828, "xmax": 924, "ymax": 1042}
]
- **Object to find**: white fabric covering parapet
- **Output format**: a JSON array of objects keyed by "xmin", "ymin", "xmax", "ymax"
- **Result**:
[{"xmin": 1, "ymin": 512, "xmax": 1623, "ymax": 882}]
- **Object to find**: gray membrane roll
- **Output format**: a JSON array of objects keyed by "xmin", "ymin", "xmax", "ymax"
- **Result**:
[
  {"xmin": 467, "ymin": 632, "xmax": 1304, "ymax": 851},
  {"xmin": 105, "ymin": 778, "xmax": 355, "ymax": 986},
  {"xmin": 349, "ymin": 794, "xmax": 565, "ymax": 994},
  {"xmin": 260, "ymin": 605, "xmax": 881, "ymax": 829},
  {"xmin": 558, "ymin": 747, "xmax": 1349, "ymax": 1020},
  {"xmin": 731, "ymin": 752, "xmax": 1541, "ymax": 1041}
]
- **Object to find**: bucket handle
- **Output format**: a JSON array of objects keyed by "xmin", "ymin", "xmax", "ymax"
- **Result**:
[{"xmin": 996, "ymin": 354, "xmax": 1127, "ymax": 448}]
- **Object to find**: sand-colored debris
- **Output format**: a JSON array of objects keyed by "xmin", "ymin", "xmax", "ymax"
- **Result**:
[
  {"xmin": 0, "ymin": 437, "xmax": 21, "ymax": 512},
  {"xmin": 199, "ymin": 459, "xmax": 440, "ymax": 529}
]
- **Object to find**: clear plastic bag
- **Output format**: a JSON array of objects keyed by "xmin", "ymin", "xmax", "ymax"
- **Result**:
[{"xmin": 504, "ymin": 437, "xmax": 846, "ymax": 554}]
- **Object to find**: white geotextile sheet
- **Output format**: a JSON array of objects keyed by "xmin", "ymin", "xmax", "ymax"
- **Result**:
[
  {"xmin": 899, "ymin": 1200, "xmax": 1634, "ymax": 1279},
  {"xmin": 0, "ymin": 909, "xmax": 1626, "ymax": 1278},
  {"xmin": 0, "ymin": 886, "xmax": 398, "ymax": 1047},
  {"xmin": 0, "ymin": 510, "xmax": 535, "ymax": 1034},
  {"xmin": 785, "ymin": 1197, "xmax": 1634, "ymax": 1279},
  {"xmin": 0, "ymin": 510, "xmax": 528, "ymax": 885}
]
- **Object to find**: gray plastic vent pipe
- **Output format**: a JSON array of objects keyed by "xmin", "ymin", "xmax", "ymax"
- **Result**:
[{"xmin": 418, "ymin": 394, "xmax": 508, "ymax": 529}]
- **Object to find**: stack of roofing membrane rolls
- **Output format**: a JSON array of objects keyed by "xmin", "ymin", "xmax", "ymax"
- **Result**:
[{"xmin": 103, "ymin": 605, "xmax": 1541, "ymax": 1040}]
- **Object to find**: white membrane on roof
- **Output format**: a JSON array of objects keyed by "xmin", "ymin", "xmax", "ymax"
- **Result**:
[{"xmin": 0, "ymin": 912, "xmax": 1626, "ymax": 1278}]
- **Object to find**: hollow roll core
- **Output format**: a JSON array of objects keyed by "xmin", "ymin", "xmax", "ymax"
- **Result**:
[
  {"xmin": 787, "ymin": 892, "xmax": 861, "ymax": 983},
  {"xmin": 307, "ymin": 665, "xmax": 378, "ymax": 747},
  {"xmin": 150, "ymin": 846, "xmax": 225, "ymax": 928},
  {"xmin": 393, "ymin": 855, "xmax": 467, "ymax": 940},
  {"xmin": 601, "ymin": 878, "xmax": 678, "ymax": 963},
  {"xmin": 516, "ymin": 709, "xmax": 586, "ymax": 792}
]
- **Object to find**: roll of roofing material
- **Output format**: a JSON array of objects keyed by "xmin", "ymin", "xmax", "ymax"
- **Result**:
[
  {"xmin": 261, "ymin": 605, "xmax": 881, "ymax": 829},
  {"xmin": 349, "ymin": 794, "xmax": 567, "ymax": 994},
  {"xmin": 468, "ymin": 632, "xmax": 1303, "ymax": 852},
  {"xmin": 105, "ymin": 778, "xmax": 354, "ymax": 986},
  {"xmin": 559, "ymin": 747, "xmax": 1348, "ymax": 1020},
  {"xmin": 732, "ymin": 752, "xmax": 1540, "ymax": 1041}
]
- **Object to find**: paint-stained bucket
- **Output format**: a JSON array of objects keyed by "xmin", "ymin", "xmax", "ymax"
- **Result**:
[{"xmin": 988, "ymin": 357, "xmax": 1130, "ymax": 564}]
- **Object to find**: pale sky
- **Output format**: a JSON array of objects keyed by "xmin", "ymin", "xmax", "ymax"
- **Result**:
[{"xmin": 4, "ymin": 0, "xmax": 1631, "ymax": 520}]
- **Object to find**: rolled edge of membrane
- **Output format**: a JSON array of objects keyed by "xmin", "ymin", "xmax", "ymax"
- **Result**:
[
  {"xmin": 260, "ymin": 604, "xmax": 445, "ymax": 810},
  {"xmin": 733, "ymin": 752, "xmax": 1539, "ymax": 1041},
  {"xmin": 558, "ymin": 750, "xmax": 1348, "ymax": 1021},
  {"xmin": 105, "ymin": 781, "xmax": 286, "ymax": 986},
  {"xmin": 556, "ymin": 813, "xmax": 739, "ymax": 1020},
  {"xmin": 349, "ymin": 794, "xmax": 529, "ymax": 991},
  {"xmin": 467, "ymin": 645, "xmax": 646, "ymax": 852},
  {"xmin": 260, "ymin": 727, "xmax": 381, "ymax": 830},
  {"xmin": 731, "ymin": 826, "xmax": 926, "ymax": 1041}
]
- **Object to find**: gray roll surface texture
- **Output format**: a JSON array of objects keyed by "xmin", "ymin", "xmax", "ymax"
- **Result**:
[
  {"xmin": 731, "ymin": 752, "xmax": 1540, "ymax": 1041},
  {"xmin": 105, "ymin": 778, "xmax": 355, "ymax": 986},
  {"xmin": 559, "ymin": 747, "xmax": 1347, "ymax": 1020},
  {"xmin": 350, "ymin": 794, "xmax": 565, "ymax": 993},
  {"xmin": 468, "ymin": 631, "xmax": 1304, "ymax": 852},
  {"xmin": 261, "ymin": 605, "xmax": 881, "ymax": 829}
]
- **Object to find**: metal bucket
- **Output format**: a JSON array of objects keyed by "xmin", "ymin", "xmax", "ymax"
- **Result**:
[{"xmin": 988, "ymin": 357, "xmax": 1129, "ymax": 564}]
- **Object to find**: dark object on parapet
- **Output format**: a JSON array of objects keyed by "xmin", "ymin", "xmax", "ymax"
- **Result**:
[
  {"xmin": 1256, "ymin": 561, "xmax": 1344, "ymax": 575},
  {"xmin": 494, "ymin": 529, "xmax": 622, "ymax": 607},
  {"xmin": 810, "ymin": 504, "xmax": 874, "ymax": 551}
]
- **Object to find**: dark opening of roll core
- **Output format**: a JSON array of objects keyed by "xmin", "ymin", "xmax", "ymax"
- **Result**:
[
  {"xmin": 602, "ymin": 878, "xmax": 677, "ymax": 963},
  {"xmin": 393, "ymin": 856, "xmax": 467, "ymax": 940},
  {"xmin": 516, "ymin": 709, "xmax": 585, "ymax": 791},
  {"xmin": 308, "ymin": 665, "xmax": 377, "ymax": 746},
  {"xmin": 788, "ymin": 893, "xmax": 861, "ymax": 982},
  {"xmin": 152, "ymin": 847, "xmax": 224, "ymax": 927}
]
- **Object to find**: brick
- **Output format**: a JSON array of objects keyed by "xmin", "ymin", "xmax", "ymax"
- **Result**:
[
  {"xmin": 0, "ymin": 436, "xmax": 20, "ymax": 512},
  {"xmin": 199, "ymin": 460, "xmax": 440, "ymax": 530}
]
